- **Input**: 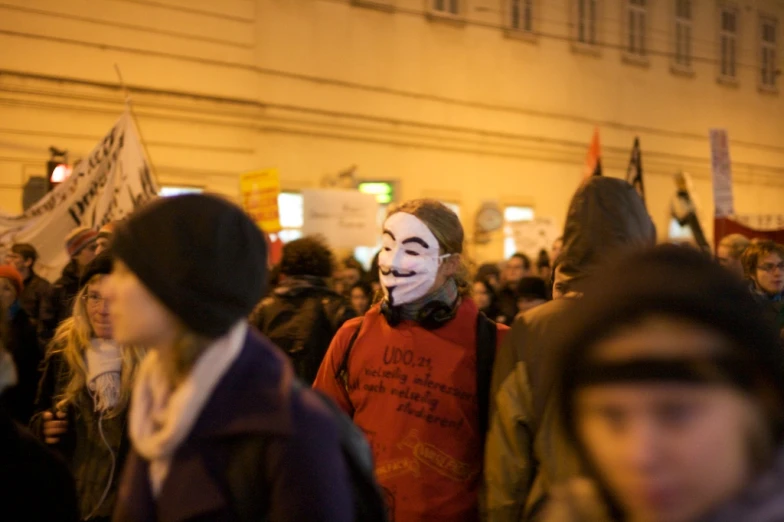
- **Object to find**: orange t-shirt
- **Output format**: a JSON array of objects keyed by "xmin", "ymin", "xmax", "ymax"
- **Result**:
[{"xmin": 313, "ymin": 298, "xmax": 508, "ymax": 522}]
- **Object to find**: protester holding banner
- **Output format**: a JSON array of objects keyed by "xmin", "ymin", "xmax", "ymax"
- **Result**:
[
  {"xmin": 4, "ymin": 243, "xmax": 51, "ymax": 332},
  {"xmin": 30, "ymin": 251, "xmax": 145, "ymax": 521},
  {"xmin": 107, "ymin": 194, "xmax": 352, "ymax": 522},
  {"xmin": 0, "ymin": 264, "xmax": 41, "ymax": 424},
  {"xmin": 314, "ymin": 199, "xmax": 508, "ymax": 522},
  {"xmin": 39, "ymin": 227, "xmax": 98, "ymax": 347}
]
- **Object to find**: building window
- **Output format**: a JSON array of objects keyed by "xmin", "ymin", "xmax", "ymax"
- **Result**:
[
  {"xmin": 626, "ymin": 0, "xmax": 647, "ymax": 56},
  {"xmin": 431, "ymin": 0, "xmax": 461, "ymax": 17},
  {"xmin": 159, "ymin": 186, "xmax": 203, "ymax": 197},
  {"xmin": 276, "ymin": 192, "xmax": 304, "ymax": 243},
  {"xmin": 673, "ymin": 0, "xmax": 693, "ymax": 69},
  {"xmin": 575, "ymin": 0, "xmax": 598, "ymax": 45},
  {"xmin": 719, "ymin": 6, "xmax": 739, "ymax": 81},
  {"xmin": 760, "ymin": 16, "xmax": 778, "ymax": 89},
  {"xmin": 503, "ymin": 205, "xmax": 535, "ymax": 259},
  {"xmin": 509, "ymin": 0, "xmax": 534, "ymax": 33}
]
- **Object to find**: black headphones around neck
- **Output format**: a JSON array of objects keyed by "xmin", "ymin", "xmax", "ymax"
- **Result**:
[{"xmin": 380, "ymin": 298, "xmax": 459, "ymax": 330}]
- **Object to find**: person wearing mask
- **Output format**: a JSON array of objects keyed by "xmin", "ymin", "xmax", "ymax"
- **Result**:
[
  {"xmin": 350, "ymin": 281, "xmax": 374, "ymax": 317},
  {"xmin": 250, "ymin": 236, "xmax": 355, "ymax": 384},
  {"xmin": 30, "ymin": 251, "xmax": 144, "ymax": 522},
  {"xmin": 473, "ymin": 279, "xmax": 505, "ymax": 324},
  {"xmin": 497, "ymin": 253, "xmax": 531, "ymax": 325},
  {"xmin": 716, "ymin": 233, "xmax": 750, "ymax": 278},
  {"xmin": 485, "ymin": 177, "xmax": 656, "ymax": 522},
  {"xmin": 107, "ymin": 194, "xmax": 352, "ymax": 522},
  {"xmin": 544, "ymin": 246, "xmax": 784, "ymax": 522},
  {"xmin": 314, "ymin": 199, "xmax": 508, "ymax": 522},
  {"xmin": 0, "ymin": 338, "xmax": 80, "ymax": 521},
  {"xmin": 515, "ymin": 276, "xmax": 549, "ymax": 316},
  {"xmin": 0, "ymin": 265, "xmax": 40, "ymax": 423},
  {"xmin": 40, "ymin": 227, "xmax": 98, "ymax": 346},
  {"xmin": 742, "ymin": 240, "xmax": 784, "ymax": 333},
  {"xmin": 5, "ymin": 243, "xmax": 51, "ymax": 332}
]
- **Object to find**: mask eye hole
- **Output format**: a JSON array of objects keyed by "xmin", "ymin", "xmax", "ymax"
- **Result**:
[{"xmin": 405, "ymin": 250, "xmax": 420, "ymax": 256}]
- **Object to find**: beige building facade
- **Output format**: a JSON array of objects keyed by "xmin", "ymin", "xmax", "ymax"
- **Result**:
[{"xmin": 1, "ymin": 0, "xmax": 782, "ymax": 262}]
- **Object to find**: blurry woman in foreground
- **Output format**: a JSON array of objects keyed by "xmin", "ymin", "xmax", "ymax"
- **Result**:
[{"xmin": 547, "ymin": 246, "xmax": 784, "ymax": 522}]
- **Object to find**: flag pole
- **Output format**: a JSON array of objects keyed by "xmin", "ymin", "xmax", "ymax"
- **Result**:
[{"xmin": 114, "ymin": 63, "xmax": 161, "ymax": 190}]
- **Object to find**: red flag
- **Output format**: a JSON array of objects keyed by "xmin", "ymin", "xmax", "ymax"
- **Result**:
[{"xmin": 583, "ymin": 128, "xmax": 602, "ymax": 179}]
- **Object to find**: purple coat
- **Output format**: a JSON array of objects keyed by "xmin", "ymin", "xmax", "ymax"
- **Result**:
[{"xmin": 113, "ymin": 327, "xmax": 353, "ymax": 522}]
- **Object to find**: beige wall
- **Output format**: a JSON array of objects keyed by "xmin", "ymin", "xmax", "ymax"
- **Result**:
[{"xmin": 1, "ymin": 0, "xmax": 782, "ymax": 262}]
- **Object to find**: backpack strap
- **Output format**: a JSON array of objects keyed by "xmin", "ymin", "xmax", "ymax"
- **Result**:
[
  {"xmin": 335, "ymin": 319, "xmax": 364, "ymax": 414},
  {"xmin": 475, "ymin": 311, "xmax": 497, "ymax": 446}
]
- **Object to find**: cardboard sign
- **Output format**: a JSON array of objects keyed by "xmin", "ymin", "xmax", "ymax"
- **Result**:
[
  {"xmin": 302, "ymin": 189, "xmax": 379, "ymax": 248},
  {"xmin": 240, "ymin": 168, "xmax": 281, "ymax": 233},
  {"xmin": 509, "ymin": 217, "xmax": 560, "ymax": 261},
  {"xmin": 709, "ymin": 129, "xmax": 734, "ymax": 217}
]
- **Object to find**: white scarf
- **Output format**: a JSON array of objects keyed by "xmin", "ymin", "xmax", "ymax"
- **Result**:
[
  {"xmin": 128, "ymin": 322, "xmax": 247, "ymax": 497},
  {"xmin": 85, "ymin": 339, "xmax": 123, "ymax": 412}
]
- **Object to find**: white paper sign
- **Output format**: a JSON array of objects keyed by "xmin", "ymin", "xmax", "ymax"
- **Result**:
[
  {"xmin": 0, "ymin": 111, "xmax": 158, "ymax": 281},
  {"xmin": 709, "ymin": 129, "xmax": 734, "ymax": 218},
  {"xmin": 509, "ymin": 217, "xmax": 560, "ymax": 261},
  {"xmin": 301, "ymin": 189, "xmax": 379, "ymax": 248}
]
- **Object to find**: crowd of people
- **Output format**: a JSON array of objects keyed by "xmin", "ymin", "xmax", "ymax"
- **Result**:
[{"xmin": 0, "ymin": 175, "xmax": 782, "ymax": 521}]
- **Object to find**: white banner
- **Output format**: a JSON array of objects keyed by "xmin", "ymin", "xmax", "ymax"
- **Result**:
[
  {"xmin": 509, "ymin": 217, "xmax": 560, "ymax": 261},
  {"xmin": 301, "ymin": 189, "xmax": 379, "ymax": 248},
  {"xmin": 709, "ymin": 129, "xmax": 734, "ymax": 217},
  {"xmin": 0, "ymin": 111, "xmax": 158, "ymax": 281}
]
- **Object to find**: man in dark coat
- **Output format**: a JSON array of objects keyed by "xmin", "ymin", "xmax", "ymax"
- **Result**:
[
  {"xmin": 0, "ymin": 342, "xmax": 79, "ymax": 521},
  {"xmin": 484, "ymin": 177, "xmax": 657, "ymax": 522},
  {"xmin": 4, "ymin": 243, "xmax": 51, "ymax": 334},
  {"xmin": 250, "ymin": 236, "xmax": 355, "ymax": 384},
  {"xmin": 39, "ymin": 227, "xmax": 97, "ymax": 347}
]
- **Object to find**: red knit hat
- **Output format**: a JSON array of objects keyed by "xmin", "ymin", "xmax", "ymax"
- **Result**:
[{"xmin": 0, "ymin": 265, "xmax": 23, "ymax": 298}]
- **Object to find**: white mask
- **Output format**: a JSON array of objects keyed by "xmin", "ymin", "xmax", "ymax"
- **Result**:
[{"xmin": 378, "ymin": 212, "xmax": 449, "ymax": 306}]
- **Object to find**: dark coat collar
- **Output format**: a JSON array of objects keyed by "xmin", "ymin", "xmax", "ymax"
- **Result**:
[{"xmin": 114, "ymin": 327, "xmax": 294, "ymax": 522}]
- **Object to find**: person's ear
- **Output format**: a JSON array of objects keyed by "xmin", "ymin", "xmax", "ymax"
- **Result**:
[{"xmin": 441, "ymin": 254, "xmax": 460, "ymax": 277}]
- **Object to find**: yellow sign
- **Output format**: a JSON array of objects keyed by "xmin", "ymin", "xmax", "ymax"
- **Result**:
[{"xmin": 240, "ymin": 168, "xmax": 281, "ymax": 233}]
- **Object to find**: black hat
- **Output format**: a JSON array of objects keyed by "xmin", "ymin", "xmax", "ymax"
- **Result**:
[
  {"xmin": 112, "ymin": 194, "xmax": 268, "ymax": 338},
  {"xmin": 558, "ymin": 245, "xmax": 784, "ymax": 444},
  {"xmin": 517, "ymin": 277, "xmax": 548, "ymax": 301},
  {"xmin": 79, "ymin": 250, "xmax": 114, "ymax": 289}
]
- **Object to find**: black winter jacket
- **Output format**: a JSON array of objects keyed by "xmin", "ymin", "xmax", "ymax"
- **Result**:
[{"xmin": 250, "ymin": 276, "xmax": 356, "ymax": 384}]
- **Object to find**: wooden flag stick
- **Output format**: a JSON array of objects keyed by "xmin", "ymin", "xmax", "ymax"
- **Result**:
[{"xmin": 113, "ymin": 63, "xmax": 161, "ymax": 190}]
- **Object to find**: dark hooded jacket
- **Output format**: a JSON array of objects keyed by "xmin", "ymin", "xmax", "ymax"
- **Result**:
[
  {"xmin": 38, "ymin": 260, "xmax": 81, "ymax": 348},
  {"xmin": 249, "ymin": 276, "xmax": 355, "ymax": 384},
  {"xmin": 483, "ymin": 177, "xmax": 655, "ymax": 522}
]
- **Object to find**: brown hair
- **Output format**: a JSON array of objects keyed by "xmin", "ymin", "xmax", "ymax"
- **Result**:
[
  {"xmin": 386, "ymin": 199, "xmax": 471, "ymax": 296},
  {"xmin": 718, "ymin": 234, "xmax": 750, "ymax": 260},
  {"xmin": 742, "ymin": 240, "xmax": 784, "ymax": 279}
]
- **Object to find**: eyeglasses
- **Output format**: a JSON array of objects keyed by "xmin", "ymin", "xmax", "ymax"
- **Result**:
[
  {"xmin": 83, "ymin": 293, "xmax": 107, "ymax": 306},
  {"xmin": 758, "ymin": 263, "xmax": 784, "ymax": 273}
]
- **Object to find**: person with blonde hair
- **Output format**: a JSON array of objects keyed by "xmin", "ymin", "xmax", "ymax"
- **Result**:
[
  {"xmin": 31, "ymin": 250, "xmax": 145, "ymax": 522},
  {"xmin": 314, "ymin": 198, "xmax": 509, "ymax": 522}
]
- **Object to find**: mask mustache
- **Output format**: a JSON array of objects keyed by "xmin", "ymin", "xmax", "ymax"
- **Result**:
[{"xmin": 380, "ymin": 267, "xmax": 418, "ymax": 278}]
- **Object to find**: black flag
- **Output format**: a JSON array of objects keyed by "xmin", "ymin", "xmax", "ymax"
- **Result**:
[{"xmin": 626, "ymin": 137, "xmax": 645, "ymax": 205}]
